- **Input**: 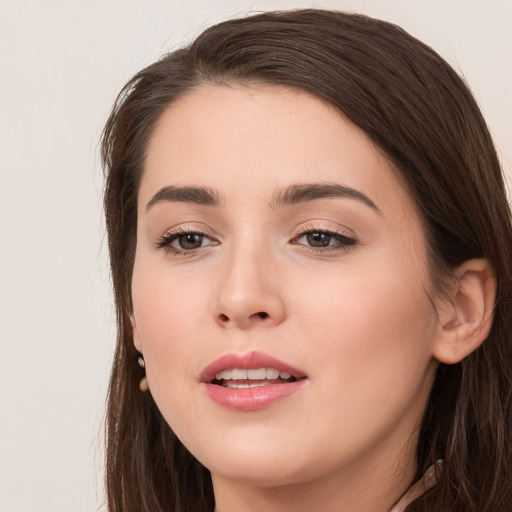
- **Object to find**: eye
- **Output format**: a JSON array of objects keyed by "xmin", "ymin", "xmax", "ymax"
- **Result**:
[
  {"xmin": 303, "ymin": 231, "xmax": 336, "ymax": 247},
  {"xmin": 292, "ymin": 229, "xmax": 356, "ymax": 251},
  {"xmin": 156, "ymin": 229, "xmax": 218, "ymax": 255},
  {"xmin": 175, "ymin": 232, "xmax": 206, "ymax": 250}
]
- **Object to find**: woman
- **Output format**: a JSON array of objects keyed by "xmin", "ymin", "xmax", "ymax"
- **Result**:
[{"xmin": 101, "ymin": 9, "xmax": 512, "ymax": 512}]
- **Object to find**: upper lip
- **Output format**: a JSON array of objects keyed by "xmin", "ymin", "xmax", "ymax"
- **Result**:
[{"xmin": 200, "ymin": 351, "xmax": 307, "ymax": 383}]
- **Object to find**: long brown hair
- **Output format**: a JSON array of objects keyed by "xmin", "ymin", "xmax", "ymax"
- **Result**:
[{"xmin": 102, "ymin": 10, "xmax": 512, "ymax": 512}]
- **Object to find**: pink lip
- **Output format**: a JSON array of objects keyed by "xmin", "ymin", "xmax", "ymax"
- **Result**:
[{"xmin": 200, "ymin": 351, "xmax": 308, "ymax": 412}]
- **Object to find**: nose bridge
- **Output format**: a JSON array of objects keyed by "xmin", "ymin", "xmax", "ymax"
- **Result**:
[{"xmin": 214, "ymin": 239, "xmax": 285, "ymax": 328}]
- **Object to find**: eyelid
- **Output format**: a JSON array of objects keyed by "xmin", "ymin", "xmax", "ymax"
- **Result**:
[
  {"xmin": 294, "ymin": 222, "xmax": 354, "ymax": 238},
  {"xmin": 291, "ymin": 223, "xmax": 357, "ymax": 252},
  {"xmin": 155, "ymin": 225, "xmax": 219, "ymax": 255}
]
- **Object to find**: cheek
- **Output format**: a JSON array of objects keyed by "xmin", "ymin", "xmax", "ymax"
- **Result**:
[
  {"xmin": 296, "ymin": 256, "xmax": 437, "ymax": 393},
  {"xmin": 280, "ymin": 264, "xmax": 437, "ymax": 465},
  {"xmin": 132, "ymin": 253, "xmax": 208, "ymax": 339},
  {"xmin": 133, "ymin": 283, "xmax": 207, "ymax": 435},
  {"xmin": 131, "ymin": 259, "xmax": 209, "ymax": 396}
]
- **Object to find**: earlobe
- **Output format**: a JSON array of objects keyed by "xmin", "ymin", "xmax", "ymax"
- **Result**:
[
  {"xmin": 130, "ymin": 313, "xmax": 143, "ymax": 352},
  {"xmin": 432, "ymin": 259, "xmax": 496, "ymax": 365}
]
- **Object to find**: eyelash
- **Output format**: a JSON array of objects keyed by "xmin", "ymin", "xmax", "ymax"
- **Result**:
[
  {"xmin": 291, "ymin": 226, "xmax": 357, "ymax": 253},
  {"xmin": 155, "ymin": 227, "xmax": 218, "ymax": 256},
  {"xmin": 155, "ymin": 226, "xmax": 357, "ymax": 256}
]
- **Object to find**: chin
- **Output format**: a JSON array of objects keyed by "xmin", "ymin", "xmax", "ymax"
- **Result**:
[
  {"xmin": 209, "ymin": 457, "xmax": 314, "ymax": 488},
  {"xmin": 193, "ymin": 433, "xmax": 326, "ymax": 488}
]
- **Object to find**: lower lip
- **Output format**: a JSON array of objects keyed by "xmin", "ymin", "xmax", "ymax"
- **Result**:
[{"xmin": 203, "ymin": 380, "xmax": 307, "ymax": 411}]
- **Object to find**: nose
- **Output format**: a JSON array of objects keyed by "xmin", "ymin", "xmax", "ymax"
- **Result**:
[{"xmin": 213, "ymin": 246, "xmax": 286, "ymax": 329}]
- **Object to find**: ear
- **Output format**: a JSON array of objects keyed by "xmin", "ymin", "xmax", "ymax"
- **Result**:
[
  {"xmin": 130, "ymin": 313, "xmax": 143, "ymax": 352},
  {"xmin": 432, "ymin": 258, "xmax": 496, "ymax": 364}
]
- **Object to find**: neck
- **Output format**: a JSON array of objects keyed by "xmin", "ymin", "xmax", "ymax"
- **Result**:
[{"xmin": 212, "ymin": 451, "xmax": 417, "ymax": 512}]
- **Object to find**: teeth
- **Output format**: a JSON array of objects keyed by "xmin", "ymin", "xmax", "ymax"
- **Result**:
[
  {"xmin": 225, "ymin": 381, "xmax": 270, "ymax": 389},
  {"xmin": 231, "ymin": 369, "xmax": 247, "ymax": 380},
  {"xmin": 266, "ymin": 368, "xmax": 279, "ymax": 379},
  {"xmin": 216, "ymin": 370, "xmax": 232, "ymax": 380},
  {"xmin": 247, "ymin": 368, "xmax": 266, "ymax": 379},
  {"xmin": 215, "ymin": 367, "xmax": 293, "ymax": 381}
]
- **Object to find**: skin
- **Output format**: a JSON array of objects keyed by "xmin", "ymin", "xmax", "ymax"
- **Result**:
[{"xmin": 131, "ymin": 83, "xmax": 445, "ymax": 512}]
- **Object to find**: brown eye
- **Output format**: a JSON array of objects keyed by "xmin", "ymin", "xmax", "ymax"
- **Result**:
[
  {"xmin": 292, "ymin": 229, "xmax": 357, "ymax": 252},
  {"xmin": 177, "ymin": 233, "xmax": 204, "ymax": 250},
  {"xmin": 306, "ymin": 232, "xmax": 333, "ymax": 247},
  {"xmin": 156, "ymin": 230, "xmax": 219, "ymax": 255}
]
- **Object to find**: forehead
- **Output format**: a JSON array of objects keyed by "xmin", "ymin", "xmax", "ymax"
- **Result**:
[{"xmin": 141, "ymin": 83, "xmax": 416, "ymax": 218}]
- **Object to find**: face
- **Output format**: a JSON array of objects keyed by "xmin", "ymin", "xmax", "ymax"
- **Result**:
[{"xmin": 131, "ymin": 84, "xmax": 440, "ymax": 490}]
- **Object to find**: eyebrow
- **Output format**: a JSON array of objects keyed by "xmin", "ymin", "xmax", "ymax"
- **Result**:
[
  {"xmin": 270, "ymin": 183, "xmax": 380, "ymax": 213},
  {"xmin": 145, "ymin": 182, "xmax": 380, "ymax": 213},
  {"xmin": 146, "ymin": 185, "xmax": 221, "ymax": 211}
]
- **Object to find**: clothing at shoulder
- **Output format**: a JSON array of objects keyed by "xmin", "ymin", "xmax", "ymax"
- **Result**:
[{"xmin": 390, "ymin": 462, "xmax": 441, "ymax": 512}]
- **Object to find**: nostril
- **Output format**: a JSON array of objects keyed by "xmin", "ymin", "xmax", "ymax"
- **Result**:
[{"xmin": 217, "ymin": 311, "xmax": 270, "ymax": 325}]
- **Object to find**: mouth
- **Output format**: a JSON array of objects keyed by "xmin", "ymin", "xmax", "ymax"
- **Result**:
[
  {"xmin": 201, "ymin": 351, "xmax": 307, "ymax": 411},
  {"xmin": 212, "ymin": 367, "xmax": 299, "ymax": 388},
  {"xmin": 201, "ymin": 350, "xmax": 306, "ymax": 385}
]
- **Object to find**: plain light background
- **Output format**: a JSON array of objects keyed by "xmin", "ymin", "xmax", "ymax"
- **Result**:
[{"xmin": 0, "ymin": 1, "xmax": 510, "ymax": 511}]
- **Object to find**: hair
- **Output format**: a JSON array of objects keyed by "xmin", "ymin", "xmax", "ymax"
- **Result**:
[{"xmin": 101, "ymin": 9, "xmax": 512, "ymax": 512}]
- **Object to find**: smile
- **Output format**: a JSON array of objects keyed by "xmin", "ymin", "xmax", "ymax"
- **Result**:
[
  {"xmin": 201, "ymin": 352, "xmax": 307, "ymax": 411},
  {"xmin": 214, "ymin": 367, "xmax": 296, "ymax": 388}
]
